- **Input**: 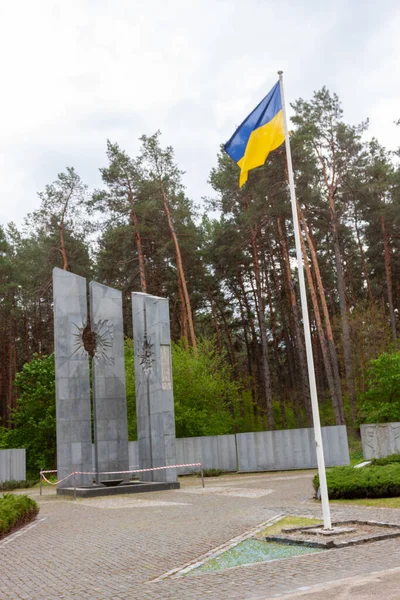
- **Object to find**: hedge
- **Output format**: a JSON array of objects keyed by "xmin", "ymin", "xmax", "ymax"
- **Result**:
[
  {"xmin": 0, "ymin": 494, "xmax": 39, "ymax": 538},
  {"xmin": 313, "ymin": 464, "xmax": 400, "ymax": 499},
  {"xmin": 0, "ymin": 479, "xmax": 39, "ymax": 492},
  {"xmin": 371, "ymin": 454, "xmax": 400, "ymax": 466}
]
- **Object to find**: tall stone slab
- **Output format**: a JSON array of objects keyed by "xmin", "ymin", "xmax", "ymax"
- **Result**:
[
  {"xmin": 90, "ymin": 282, "xmax": 129, "ymax": 482},
  {"xmin": 53, "ymin": 268, "xmax": 93, "ymax": 487},
  {"xmin": 132, "ymin": 292, "xmax": 177, "ymax": 482}
]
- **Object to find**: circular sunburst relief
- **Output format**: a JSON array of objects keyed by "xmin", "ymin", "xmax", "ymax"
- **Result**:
[{"xmin": 72, "ymin": 320, "xmax": 115, "ymax": 365}]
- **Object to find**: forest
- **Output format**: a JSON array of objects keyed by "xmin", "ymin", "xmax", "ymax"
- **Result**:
[{"xmin": 1, "ymin": 87, "xmax": 400, "ymax": 447}]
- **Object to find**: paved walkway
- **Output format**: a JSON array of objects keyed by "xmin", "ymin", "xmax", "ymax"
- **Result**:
[
  {"xmin": 2, "ymin": 471, "xmax": 400, "ymax": 599},
  {"xmin": 264, "ymin": 566, "xmax": 400, "ymax": 599}
]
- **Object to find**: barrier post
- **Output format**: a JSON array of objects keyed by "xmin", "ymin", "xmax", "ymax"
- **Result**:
[
  {"xmin": 73, "ymin": 471, "xmax": 77, "ymax": 501},
  {"xmin": 200, "ymin": 462, "xmax": 205, "ymax": 488},
  {"xmin": 40, "ymin": 472, "xmax": 42, "ymax": 496}
]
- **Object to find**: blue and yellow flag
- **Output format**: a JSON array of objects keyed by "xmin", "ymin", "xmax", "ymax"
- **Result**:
[{"xmin": 224, "ymin": 81, "xmax": 285, "ymax": 187}]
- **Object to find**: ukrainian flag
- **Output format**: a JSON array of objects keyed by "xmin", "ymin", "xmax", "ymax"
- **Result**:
[{"xmin": 224, "ymin": 81, "xmax": 285, "ymax": 187}]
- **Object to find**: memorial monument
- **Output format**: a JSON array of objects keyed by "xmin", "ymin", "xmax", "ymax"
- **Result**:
[
  {"xmin": 132, "ymin": 292, "xmax": 178, "ymax": 483},
  {"xmin": 52, "ymin": 267, "xmax": 179, "ymax": 496}
]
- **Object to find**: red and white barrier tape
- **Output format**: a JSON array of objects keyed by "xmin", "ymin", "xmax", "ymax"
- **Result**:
[
  {"xmin": 75, "ymin": 463, "xmax": 202, "ymax": 476},
  {"xmin": 40, "ymin": 462, "xmax": 203, "ymax": 484},
  {"xmin": 40, "ymin": 472, "xmax": 75, "ymax": 485}
]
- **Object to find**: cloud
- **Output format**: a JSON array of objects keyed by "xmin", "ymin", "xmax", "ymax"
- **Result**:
[{"xmin": 0, "ymin": 0, "xmax": 399, "ymax": 226}]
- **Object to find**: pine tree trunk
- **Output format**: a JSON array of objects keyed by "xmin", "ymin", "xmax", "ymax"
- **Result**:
[
  {"xmin": 7, "ymin": 301, "xmax": 14, "ymax": 424},
  {"xmin": 235, "ymin": 291, "xmax": 251, "ymax": 419},
  {"xmin": 159, "ymin": 182, "xmax": 197, "ymax": 353},
  {"xmin": 381, "ymin": 215, "xmax": 397, "ymax": 342},
  {"xmin": 267, "ymin": 237, "xmax": 298, "ymax": 404},
  {"xmin": 170, "ymin": 298, "xmax": 178, "ymax": 340},
  {"xmin": 355, "ymin": 216, "xmax": 373, "ymax": 303},
  {"xmin": 299, "ymin": 208, "xmax": 344, "ymax": 423},
  {"xmin": 345, "ymin": 261, "xmax": 357, "ymax": 308},
  {"xmin": 250, "ymin": 227, "xmax": 274, "ymax": 429},
  {"xmin": 237, "ymin": 272, "xmax": 259, "ymax": 406},
  {"xmin": 24, "ymin": 314, "xmax": 31, "ymax": 363},
  {"xmin": 128, "ymin": 192, "xmax": 147, "ymax": 293},
  {"xmin": 276, "ymin": 217, "xmax": 312, "ymax": 426},
  {"xmin": 214, "ymin": 298, "xmax": 239, "ymax": 377},
  {"xmin": 329, "ymin": 194, "xmax": 357, "ymax": 421},
  {"xmin": 11, "ymin": 312, "xmax": 17, "ymax": 413},
  {"xmin": 265, "ymin": 269, "xmax": 286, "ymax": 428},
  {"xmin": 177, "ymin": 274, "xmax": 188, "ymax": 349},
  {"xmin": 208, "ymin": 290, "xmax": 223, "ymax": 351},
  {"xmin": 299, "ymin": 222, "xmax": 343, "ymax": 424},
  {"xmin": 0, "ymin": 312, "xmax": 7, "ymax": 426},
  {"xmin": 38, "ymin": 298, "xmax": 43, "ymax": 354},
  {"xmin": 59, "ymin": 222, "xmax": 69, "ymax": 270},
  {"xmin": 237, "ymin": 272, "xmax": 257, "ymax": 345}
]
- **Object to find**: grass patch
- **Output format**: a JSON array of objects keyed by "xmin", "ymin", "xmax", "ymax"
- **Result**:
[
  {"xmin": 258, "ymin": 515, "xmax": 322, "ymax": 538},
  {"xmin": 0, "ymin": 493, "xmax": 39, "ymax": 538},
  {"xmin": 348, "ymin": 437, "xmax": 364, "ymax": 466},
  {"xmin": 198, "ymin": 469, "xmax": 226, "ymax": 477},
  {"xmin": 330, "ymin": 497, "xmax": 400, "ymax": 509}
]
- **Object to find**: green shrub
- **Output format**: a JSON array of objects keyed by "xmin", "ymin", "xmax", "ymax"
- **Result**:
[
  {"xmin": 359, "ymin": 351, "xmax": 400, "ymax": 423},
  {"xmin": 0, "ymin": 493, "xmax": 39, "ymax": 537},
  {"xmin": 171, "ymin": 339, "xmax": 243, "ymax": 437},
  {"xmin": 5, "ymin": 353, "xmax": 56, "ymax": 473},
  {"xmin": 0, "ymin": 479, "xmax": 39, "ymax": 492},
  {"xmin": 200, "ymin": 468, "xmax": 225, "ymax": 477},
  {"xmin": 371, "ymin": 454, "xmax": 400, "ymax": 466},
  {"xmin": 313, "ymin": 464, "xmax": 400, "ymax": 499}
]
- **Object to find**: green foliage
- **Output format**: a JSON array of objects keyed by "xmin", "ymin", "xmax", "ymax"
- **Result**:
[
  {"xmin": 171, "ymin": 339, "xmax": 242, "ymax": 437},
  {"xmin": 348, "ymin": 436, "xmax": 364, "ymax": 465},
  {"xmin": 199, "ymin": 468, "xmax": 225, "ymax": 477},
  {"xmin": 3, "ymin": 337, "xmax": 248, "ymax": 470},
  {"xmin": 126, "ymin": 337, "xmax": 250, "ymax": 438},
  {"xmin": 30, "ymin": 167, "xmax": 90, "ymax": 237},
  {"xmin": 3, "ymin": 88, "xmax": 400, "ymax": 441},
  {"xmin": 371, "ymin": 454, "xmax": 400, "ymax": 466},
  {"xmin": 359, "ymin": 351, "xmax": 400, "ymax": 423},
  {"xmin": 5, "ymin": 354, "xmax": 56, "ymax": 475},
  {"xmin": 0, "ymin": 493, "xmax": 39, "ymax": 537},
  {"xmin": 313, "ymin": 464, "xmax": 400, "ymax": 499},
  {"xmin": 0, "ymin": 427, "xmax": 8, "ymax": 449},
  {"xmin": 124, "ymin": 339, "xmax": 137, "ymax": 440}
]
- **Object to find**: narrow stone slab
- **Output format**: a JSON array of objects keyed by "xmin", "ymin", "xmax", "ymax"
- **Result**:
[
  {"xmin": 53, "ymin": 268, "xmax": 92, "ymax": 488},
  {"xmin": 303, "ymin": 527, "xmax": 356, "ymax": 536},
  {"xmin": 90, "ymin": 282, "xmax": 129, "ymax": 482},
  {"xmin": 131, "ymin": 292, "xmax": 178, "ymax": 483}
]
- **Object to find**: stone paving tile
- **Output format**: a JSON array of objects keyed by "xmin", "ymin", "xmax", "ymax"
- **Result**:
[{"xmin": 2, "ymin": 472, "xmax": 400, "ymax": 599}]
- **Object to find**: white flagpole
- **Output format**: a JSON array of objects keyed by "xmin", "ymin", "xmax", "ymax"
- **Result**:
[{"xmin": 278, "ymin": 70, "xmax": 332, "ymax": 530}]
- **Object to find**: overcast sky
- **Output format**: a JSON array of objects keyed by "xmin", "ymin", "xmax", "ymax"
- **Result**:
[{"xmin": 1, "ymin": 0, "xmax": 399, "ymax": 227}]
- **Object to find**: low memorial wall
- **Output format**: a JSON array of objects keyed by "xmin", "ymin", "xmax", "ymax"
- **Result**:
[
  {"xmin": 0, "ymin": 449, "xmax": 26, "ymax": 483},
  {"xmin": 90, "ymin": 426, "xmax": 349, "ymax": 475},
  {"xmin": 175, "ymin": 434, "xmax": 237, "ymax": 475},
  {"xmin": 120, "ymin": 425, "xmax": 349, "ymax": 475},
  {"xmin": 236, "ymin": 425, "xmax": 349, "ymax": 472},
  {"xmin": 360, "ymin": 423, "xmax": 400, "ymax": 459}
]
